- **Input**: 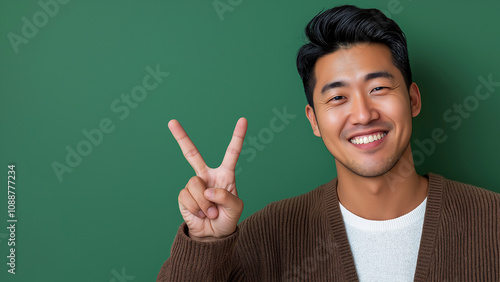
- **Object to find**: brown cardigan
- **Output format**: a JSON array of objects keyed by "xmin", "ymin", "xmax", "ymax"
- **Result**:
[{"xmin": 157, "ymin": 173, "xmax": 500, "ymax": 281}]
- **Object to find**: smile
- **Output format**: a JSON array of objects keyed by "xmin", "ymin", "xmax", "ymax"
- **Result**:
[{"xmin": 350, "ymin": 132, "xmax": 387, "ymax": 145}]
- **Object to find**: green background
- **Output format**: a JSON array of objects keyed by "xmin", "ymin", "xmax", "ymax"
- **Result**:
[{"xmin": 1, "ymin": 0, "xmax": 499, "ymax": 281}]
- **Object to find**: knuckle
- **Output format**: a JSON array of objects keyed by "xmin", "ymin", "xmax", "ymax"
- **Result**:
[
  {"xmin": 183, "ymin": 148, "xmax": 200, "ymax": 159},
  {"xmin": 217, "ymin": 189, "xmax": 229, "ymax": 201},
  {"xmin": 239, "ymin": 199, "xmax": 244, "ymax": 211},
  {"xmin": 226, "ymin": 146, "xmax": 241, "ymax": 155},
  {"xmin": 178, "ymin": 188, "xmax": 189, "ymax": 201},
  {"xmin": 187, "ymin": 176, "xmax": 205, "ymax": 189},
  {"xmin": 178, "ymin": 189, "xmax": 192, "ymax": 205},
  {"xmin": 175, "ymin": 132, "xmax": 188, "ymax": 141},
  {"xmin": 233, "ymin": 132, "xmax": 244, "ymax": 140}
]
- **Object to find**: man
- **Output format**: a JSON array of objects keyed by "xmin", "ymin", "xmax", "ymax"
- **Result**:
[{"xmin": 158, "ymin": 5, "xmax": 500, "ymax": 281}]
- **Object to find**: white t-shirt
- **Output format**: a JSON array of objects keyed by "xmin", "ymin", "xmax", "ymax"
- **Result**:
[{"xmin": 339, "ymin": 198, "xmax": 427, "ymax": 282}]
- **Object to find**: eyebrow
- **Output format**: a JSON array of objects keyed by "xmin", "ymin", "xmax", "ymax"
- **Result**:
[
  {"xmin": 364, "ymin": 71, "xmax": 394, "ymax": 82},
  {"xmin": 320, "ymin": 71, "xmax": 395, "ymax": 94}
]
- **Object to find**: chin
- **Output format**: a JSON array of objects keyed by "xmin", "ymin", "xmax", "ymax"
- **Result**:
[
  {"xmin": 349, "ymin": 167, "xmax": 392, "ymax": 178},
  {"xmin": 343, "ymin": 157, "xmax": 400, "ymax": 178}
]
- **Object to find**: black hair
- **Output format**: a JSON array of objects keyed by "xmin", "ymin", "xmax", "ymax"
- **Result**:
[{"xmin": 296, "ymin": 5, "xmax": 412, "ymax": 109}]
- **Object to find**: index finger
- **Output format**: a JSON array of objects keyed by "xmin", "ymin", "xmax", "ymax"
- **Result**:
[
  {"xmin": 168, "ymin": 119, "xmax": 208, "ymax": 175},
  {"xmin": 221, "ymin": 117, "xmax": 248, "ymax": 171}
]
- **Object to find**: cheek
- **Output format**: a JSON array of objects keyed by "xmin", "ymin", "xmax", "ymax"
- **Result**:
[
  {"xmin": 316, "ymin": 109, "xmax": 347, "ymax": 139},
  {"xmin": 378, "ymin": 97, "xmax": 413, "ymax": 141},
  {"xmin": 378, "ymin": 96, "xmax": 412, "ymax": 121}
]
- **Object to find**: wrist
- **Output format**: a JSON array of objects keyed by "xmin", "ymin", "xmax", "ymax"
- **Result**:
[{"xmin": 188, "ymin": 229, "xmax": 237, "ymax": 242}]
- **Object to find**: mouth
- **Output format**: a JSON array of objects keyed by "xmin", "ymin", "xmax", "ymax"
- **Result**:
[
  {"xmin": 349, "ymin": 131, "xmax": 388, "ymax": 145},
  {"xmin": 347, "ymin": 130, "xmax": 389, "ymax": 151}
]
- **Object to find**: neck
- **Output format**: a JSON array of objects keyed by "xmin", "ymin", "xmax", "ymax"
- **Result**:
[{"xmin": 336, "ymin": 146, "xmax": 428, "ymax": 220}]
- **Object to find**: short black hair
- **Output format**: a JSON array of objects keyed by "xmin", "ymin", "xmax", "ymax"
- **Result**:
[{"xmin": 296, "ymin": 5, "xmax": 412, "ymax": 109}]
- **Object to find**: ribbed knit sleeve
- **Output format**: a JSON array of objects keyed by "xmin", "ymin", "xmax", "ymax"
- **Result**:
[
  {"xmin": 421, "ymin": 174, "xmax": 500, "ymax": 281},
  {"xmin": 156, "ymin": 179, "xmax": 351, "ymax": 281},
  {"xmin": 156, "ymin": 223, "xmax": 243, "ymax": 281}
]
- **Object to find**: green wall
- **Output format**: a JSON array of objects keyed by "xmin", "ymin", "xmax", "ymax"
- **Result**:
[{"xmin": 0, "ymin": 0, "xmax": 499, "ymax": 281}]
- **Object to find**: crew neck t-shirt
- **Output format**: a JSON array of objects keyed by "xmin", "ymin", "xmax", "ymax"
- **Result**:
[{"xmin": 339, "ymin": 198, "xmax": 428, "ymax": 281}]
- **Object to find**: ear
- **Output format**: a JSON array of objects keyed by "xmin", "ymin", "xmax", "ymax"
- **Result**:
[
  {"xmin": 409, "ymin": 82, "xmax": 422, "ymax": 118},
  {"xmin": 305, "ymin": 104, "xmax": 321, "ymax": 137}
]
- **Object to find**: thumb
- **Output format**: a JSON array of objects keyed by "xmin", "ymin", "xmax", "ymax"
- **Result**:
[{"xmin": 204, "ymin": 188, "xmax": 243, "ymax": 216}]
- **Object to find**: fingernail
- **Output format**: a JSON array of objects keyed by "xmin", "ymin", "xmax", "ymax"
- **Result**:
[
  {"xmin": 198, "ymin": 210, "xmax": 206, "ymax": 218},
  {"xmin": 204, "ymin": 188, "xmax": 214, "ymax": 199},
  {"xmin": 207, "ymin": 207, "xmax": 217, "ymax": 218}
]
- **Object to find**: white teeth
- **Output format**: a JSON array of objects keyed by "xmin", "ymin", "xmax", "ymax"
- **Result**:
[{"xmin": 350, "ymin": 132, "xmax": 387, "ymax": 145}]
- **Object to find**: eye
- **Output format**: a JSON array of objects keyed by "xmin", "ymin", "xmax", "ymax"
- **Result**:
[
  {"xmin": 371, "ymin": 86, "xmax": 388, "ymax": 93},
  {"xmin": 329, "ymin": 96, "xmax": 345, "ymax": 102}
]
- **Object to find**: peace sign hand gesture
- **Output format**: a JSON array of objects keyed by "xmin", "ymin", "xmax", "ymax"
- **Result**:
[{"xmin": 168, "ymin": 118, "xmax": 247, "ymax": 242}]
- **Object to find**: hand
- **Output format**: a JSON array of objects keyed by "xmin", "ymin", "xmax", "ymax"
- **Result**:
[{"xmin": 168, "ymin": 118, "xmax": 247, "ymax": 241}]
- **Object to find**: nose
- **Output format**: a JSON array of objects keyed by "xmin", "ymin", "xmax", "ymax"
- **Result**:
[{"xmin": 349, "ymin": 95, "xmax": 379, "ymax": 125}]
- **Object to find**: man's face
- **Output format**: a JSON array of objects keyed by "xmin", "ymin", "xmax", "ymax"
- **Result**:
[{"xmin": 306, "ymin": 43, "xmax": 421, "ymax": 177}]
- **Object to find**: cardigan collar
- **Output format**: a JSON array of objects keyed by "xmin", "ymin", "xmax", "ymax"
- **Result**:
[{"xmin": 323, "ymin": 173, "xmax": 445, "ymax": 281}]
